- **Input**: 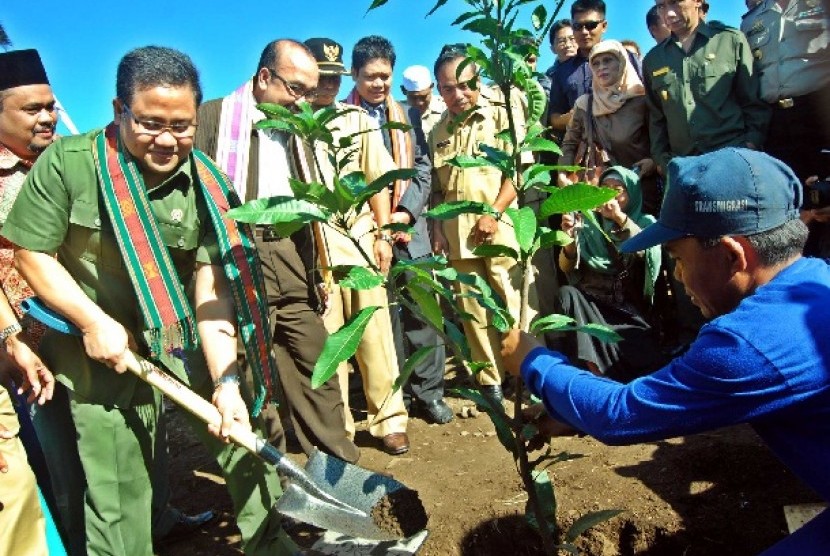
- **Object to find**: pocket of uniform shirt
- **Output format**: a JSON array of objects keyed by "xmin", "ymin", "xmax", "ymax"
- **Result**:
[
  {"xmin": 651, "ymin": 71, "xmax": 677, "ymax": 101},
  {"xmin": 794, "ymin": 15, "xmax": 829, "ymax": 54},
  {"xmin": 67, "ymin": 200, "xmax": 105, "ymax": 265}
]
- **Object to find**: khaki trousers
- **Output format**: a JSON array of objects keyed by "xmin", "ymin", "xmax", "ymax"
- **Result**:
[
  {"xmin": 324, "ymin": 282, "xmax": 408, "ymax": 438},
  {"xmin": 0, "ymin": 386, "xmax": 49, "ymax": 556},
  {"xmin": 451, "ymin": 257, "xmax": 537, "ymax": 385}
]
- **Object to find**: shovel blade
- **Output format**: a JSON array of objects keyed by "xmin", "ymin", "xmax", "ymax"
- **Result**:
[{"xmin": 275, "ymin": 449, "xmax": 416, "ymax": 541}]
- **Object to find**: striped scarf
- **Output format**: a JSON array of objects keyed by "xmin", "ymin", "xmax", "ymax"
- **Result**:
[
  {"xmin": 93, "ymin": 124, "xmax": 277, "ymax": 416},
  {"xmin": 343, "ymin": 88, "xmax": 413, "ymax": 208}
]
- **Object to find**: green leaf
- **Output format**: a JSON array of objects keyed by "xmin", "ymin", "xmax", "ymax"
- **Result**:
[
  {"xmin": 531, "ymin": 4, "xmax": 547, "ymax": 31},
  {"xmin": 339, "ymin": 266, "xmax": 385, "ymax": 290},
  {"xmin": 525, "ymin": 78, "xmax": 548, "ymax": 125},
  {"xmin": 382, "ymin": 121, "xmax": 412, "ymax": 133},
  {"xmin": 524, "ymin": 469, "xmax": 556, "ymax": 535},
  {"xmin": 381, "ymin": 223, "xmax": 415, "ymax": 235},
  {"xmin": 444, "ymin": 319, "xmax": 471, "ymax": 361},
  {"xmin": 366, "ymin": 0, "xmax": 389, "ymax": 12},
  {"xmin": 426, "ymin": 0, "xmax": 450, "ymax": 16},
  {"xmin": 311, "ymin": 306, "xmax": 380, "ymax": 389},
  {"xmin": 356, "ymin": 168, "xmax": 416, "ymax": 209},
  {"xmin": 538, "ymin": 229, "xmax": 572, "ymax": 250},
  {"xmin": 539, "ymin": 183, "xmax": 618, "ymax": 218},
  {"xmin": 530, "ymin": 314, "xmax": 575, "ymax": 334},
  {"xmin": 471, "ymin": 244, "xmax": 519, "ymax": 259},
  {"xmin": 452, "ymin": 10, "xmax": 479, "ymax": 26},
  {"xmin": 577, "ymin": 323, "xmax": 623, "ymax": 343},
  {"xmin": 392, "ymin": 345, "xmax": 437, "ymax": 393},
  {"xmin": 521, "ymin": 137, "xmax": 562, "ymax": 155},
  {"xmin": 505, "ymin": 206, "xmax": 537, "ymax": 255},
  {"xmin": 447, "ymin": 154, "xmax": 493, "ymax": 169},
  {"xmin": 407, "ymin": 284, "xmax": 444, "ymax": 331},
  {"xmin": 454, "ymin": 387, "xmax": 516, "ymax": 457},
  {"xmin": 479, "ymin": 143, "xmax": 513, "ymax": 174},
  {"xmin": 565, "ymin": 509, "xmax": 624, "ymax": 543},
  {"xmin": 227, "ymin": 197, "xmax": 328, "ymax": 228},
  {"xmin": 425, "ymin": 200, "xmax": 489, "ymax": 220}
]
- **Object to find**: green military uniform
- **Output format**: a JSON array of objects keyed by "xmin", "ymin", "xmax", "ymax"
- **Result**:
[
  {"xmin": 642, "ymin": 21, "xmax": 770, "ymax": 171},
  {"xmin": 429, "ymin": 96, "xmax": 537, "ymax": 386},
  {"xmin": 2, "ymin": 130, "xmax": 295, "ymax": 556}
]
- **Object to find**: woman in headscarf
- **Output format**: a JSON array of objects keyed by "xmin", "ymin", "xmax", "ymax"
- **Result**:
[
  {"xmin": 556, "ymin": 166, "xmax": 667, "ymax": 381},
  {"xmin": 559, "ymin": 40, "xmax": 660, "ymax": 215}
]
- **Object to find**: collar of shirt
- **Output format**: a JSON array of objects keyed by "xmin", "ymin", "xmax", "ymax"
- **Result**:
[
  {"xmin": 0, "ymin": 143, "xmax": 33, "ymax": 171},
  {"xmin": 360, "ymin": 99, "xmax": 387, "ymax": 125},
  {"xmin": 666, "ymin": 20, "xmax": 716, "ymax": 50}
]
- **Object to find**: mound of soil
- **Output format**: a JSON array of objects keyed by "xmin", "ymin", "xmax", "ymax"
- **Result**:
[{"xmin": 156, "ymin": 385, "xmax": 820, "ymax": 556}]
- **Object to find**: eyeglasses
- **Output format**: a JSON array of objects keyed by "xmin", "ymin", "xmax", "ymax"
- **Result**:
[
  {"xmin": 573, "ymin": 20, "xmax": 605, "ymax": 31},
  {"xmin": 269, "ymin": 69, "xmax": 318, "ymax": 100},
  {"xmin": 555, "ymin": 36, "xmax": 578, "ymax": 46},
  {"xmin": 121, "ymin": 104, "xmax": 198, "ymax": 138}
]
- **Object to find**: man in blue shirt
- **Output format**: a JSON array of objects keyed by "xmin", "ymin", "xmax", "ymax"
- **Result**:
[{"xmin": 502, "ymin": 148, "xmax": 830, "ymax": 555}]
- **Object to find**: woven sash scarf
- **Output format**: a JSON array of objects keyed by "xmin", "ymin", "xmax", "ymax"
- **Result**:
[
  {"xmin": 93, "ymin": 124, "xmax": 277, "ymax": 415},
  {"xmin": 343, "ymin": 89, "xmax": 413, "ymax": 208}
]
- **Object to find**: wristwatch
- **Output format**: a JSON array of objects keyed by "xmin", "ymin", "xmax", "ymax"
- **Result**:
[
  {"xmin": 213, "ymin": 374, "xmax": 241, "ymax": 390},
  {"xmin": 0, "ymin": 322, "xmax": 22, "ymax": 345},
  {"xmin": 376, "ymin": 233, "xmax": 395, "ymax": 246},
  {"xmin": 489, "ymin": 209, "xmax": 503, "ymax": 221}
]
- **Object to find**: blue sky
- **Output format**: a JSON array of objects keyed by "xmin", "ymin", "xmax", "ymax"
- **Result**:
[{"xmin": 3, "ymin": 0, "xmax": 746, "ymax": 134}]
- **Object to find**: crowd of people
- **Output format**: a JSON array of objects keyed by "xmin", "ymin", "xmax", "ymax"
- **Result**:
[{"xmin": 0, "ymin": 0, "xmax": 827, "ymax": 555}]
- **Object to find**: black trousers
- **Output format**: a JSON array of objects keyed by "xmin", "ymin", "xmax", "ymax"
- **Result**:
[{"xmin": 242, "ymin": 235, "xmax": 359, "ymax": 463}]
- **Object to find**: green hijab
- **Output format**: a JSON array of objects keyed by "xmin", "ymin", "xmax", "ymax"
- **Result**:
[{"xmin": 577, "ymin": 166, "xmax": 662, "ymax": 300}]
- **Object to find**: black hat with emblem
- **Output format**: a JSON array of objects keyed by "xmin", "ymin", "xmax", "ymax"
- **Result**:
[
  {"xmin": 304, "ymin": 38, "xmax": 349, "ymax": 75},
  {"xmin": 0, "ymin": 49, "xmax": 50, "ymax": 91}
]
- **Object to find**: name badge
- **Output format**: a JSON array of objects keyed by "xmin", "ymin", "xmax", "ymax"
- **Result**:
[{"xmin": 652, "ymin": 66, "xmax": 670, "ymax": 77}]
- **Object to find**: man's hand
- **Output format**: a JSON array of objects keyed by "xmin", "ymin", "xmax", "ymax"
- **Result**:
[
  {"xmin": 501, "ymin": 329, "xmax": 544, "ymax": 377},
  {"xmin": 315, "ymin": 283, "xmax": 332, "ymax": 317},
  {"xmin": 5, "ymin": 335, "xmax": 54, "ymax": 405},
  {"xmin": 81, "ymin": 316, "xmax": 134, "ymax": 373},
  {"xmin": 522, "ymin": 403, "xmax": 578, "ymax": 451},
  {"xmin": 633, "ymin": 158, "xmax": 655, "ymax": 177},
  {"xmin": 432, "ymin": 226, "xmax": 449, "ymax": 256},
  {"xmin": 210, "ymin": 382, "xmax": 251, "ymax": 442},
  {"xmin": 0, "ymin": 422, "xmax": 13, "ymax": 473},
  {"xmin": 373, "ymin": 238, "xmax": 393, "ymax": 274},
  {"xmin": 472, "ymin": 214, "xmax": 499, "ymax": 246}
]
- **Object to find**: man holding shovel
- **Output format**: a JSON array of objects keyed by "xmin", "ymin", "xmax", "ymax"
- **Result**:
[{"xmin": 2, "ymin": 46, "xmax": 299, "ymax": 555}]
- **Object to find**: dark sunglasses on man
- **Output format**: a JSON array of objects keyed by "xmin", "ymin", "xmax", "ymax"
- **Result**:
[{"xmin": 573, "ymin": 20, "xmax": 605, "ymax": 31}]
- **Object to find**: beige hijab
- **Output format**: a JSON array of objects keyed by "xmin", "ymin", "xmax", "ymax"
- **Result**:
[{"xmin": 576, "ymin": 40, "xmax": 645, "ymax": 117}]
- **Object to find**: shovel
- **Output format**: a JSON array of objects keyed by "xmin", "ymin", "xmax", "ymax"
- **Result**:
[{"xmin": 22, "ymin": 297, "xmax": 427, "ymax": 541}]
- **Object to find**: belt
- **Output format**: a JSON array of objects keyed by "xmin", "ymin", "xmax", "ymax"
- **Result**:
[{"xmin": 253, "ymin": 225, "xmax": 281, "ymax": 242}]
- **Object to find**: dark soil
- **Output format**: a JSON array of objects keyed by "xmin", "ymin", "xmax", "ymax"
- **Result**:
[
  {"xmin": 370, "ymin": 487, "xmax": 429, "ymax": 538},
  {"xmin": 156, "ymin": 374, "xmax": 821, "ymax": 556}
]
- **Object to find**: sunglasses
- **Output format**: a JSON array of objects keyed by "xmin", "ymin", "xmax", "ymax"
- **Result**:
[{"xmin": 573, "ymin": 20, "xmax": 605, "ymax": 31}]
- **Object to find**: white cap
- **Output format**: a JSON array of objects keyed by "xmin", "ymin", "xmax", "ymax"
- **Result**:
[{"xmin": 401, "ymin": 65, "xmax": 433, "ymax": 92}]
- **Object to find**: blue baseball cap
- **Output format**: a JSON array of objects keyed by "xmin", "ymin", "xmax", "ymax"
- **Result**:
[{"xmin": 621, "ymin": 148, "xmax": 803, "ymax": 253}]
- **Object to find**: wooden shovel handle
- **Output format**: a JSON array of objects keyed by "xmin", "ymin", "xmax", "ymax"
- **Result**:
[{"xmin": 122, "ymin": 350, "xmax": 265, "ymax": 456}]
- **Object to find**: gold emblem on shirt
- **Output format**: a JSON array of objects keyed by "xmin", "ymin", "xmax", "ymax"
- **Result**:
[
  {"xmin": 754, "ymin": 48, "xmax": 763, "ymax": 60},
  {"xmin": 652, "ymin": 66, "xmax": 670, "ymax": 77},
  {"xmin": 806, "ymin": 0, "xmax": 819, "ymax": 8}
]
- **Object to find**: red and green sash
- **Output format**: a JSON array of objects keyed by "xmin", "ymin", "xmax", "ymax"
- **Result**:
[{"xmin": 93, "ymin": 124, "xmax": 276, "ymax": 415}]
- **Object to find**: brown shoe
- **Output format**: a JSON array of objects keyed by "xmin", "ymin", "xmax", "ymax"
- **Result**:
[{"xmin": 381, "ymin": 432, "xmax": 410, "ymax": 455}]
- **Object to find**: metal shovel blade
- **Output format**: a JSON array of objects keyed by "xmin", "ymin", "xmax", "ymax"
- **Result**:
[{"xmin": 276, "ymin": 448, "xmax": 419, "ymax": 540}]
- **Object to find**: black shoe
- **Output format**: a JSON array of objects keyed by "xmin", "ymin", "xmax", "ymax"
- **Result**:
[
  {"xmin": 154, "ymin": 510, "xmax": 216, "ymax": 547},
  {"xmin": 420, "ymin": 399, "xmax": 453, "ymax": 424},
  {"xmin": 479, "ymin": 384, "xmax": 504, "ymax": 405}
]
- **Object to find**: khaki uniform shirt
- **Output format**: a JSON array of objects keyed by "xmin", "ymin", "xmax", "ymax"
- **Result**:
[
  {"xmin": 313, "ymin": 102, "xmax": 397, "ymax": 267},
  {"xmin": 741, "ymin": 0, "xmax": 830, "ymax": 103},
  {"xmin": 2, "ymin": 130, "xmax": 220, "ymax": 407},
  {"xmin": 429, "ymin": 95, "xmax": 532, "ymax": 260},
  {"xmin": 407, "ymin": 96, "xmax": 446, "ymax": 140},
  {"xmin": 643, "ymin": 21, "xmax": 771, "ymax": 170}
]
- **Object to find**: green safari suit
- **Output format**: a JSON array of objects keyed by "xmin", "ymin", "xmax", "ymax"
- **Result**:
[
  {"xmin": 643, "ymin": 20, "xmax": 770, "ymax": 171},
  {"xmin": 2, "ymin": 130, "xmax": 295, "ymax": 556}
]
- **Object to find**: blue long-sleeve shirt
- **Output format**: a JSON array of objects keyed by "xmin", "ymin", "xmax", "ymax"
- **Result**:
[{"xmin": 521, "ymin": 256, "xmax": 830, "ymax": 554}]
